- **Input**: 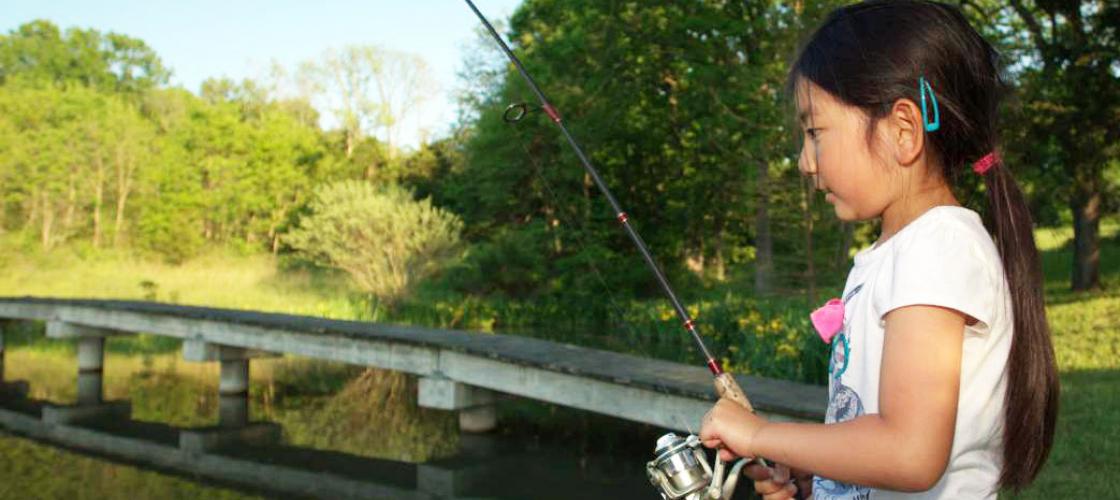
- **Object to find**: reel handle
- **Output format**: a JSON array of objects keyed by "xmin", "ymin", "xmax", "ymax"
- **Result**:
[{"xmin": 712, "ymin": 373, "xmax": 792, "ymax": 485}]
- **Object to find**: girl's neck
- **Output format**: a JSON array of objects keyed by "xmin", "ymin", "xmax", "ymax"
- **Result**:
[{"xmin": 875, "ymin": 183, "xmax": 960, "ymax": 247}]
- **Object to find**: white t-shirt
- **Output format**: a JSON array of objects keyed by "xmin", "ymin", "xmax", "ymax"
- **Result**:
[{"xmin": 812, "ymin": 206, "xmax": 1012, "ymax": 500}]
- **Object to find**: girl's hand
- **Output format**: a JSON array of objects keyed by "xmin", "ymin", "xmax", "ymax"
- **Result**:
[
  {"xmin": 699, "ymin": 397, "xmax": 768, "ymax": 462},
  {"xmin": 744, "ymin": 463, "xmax": 813, "ymax": 500}
]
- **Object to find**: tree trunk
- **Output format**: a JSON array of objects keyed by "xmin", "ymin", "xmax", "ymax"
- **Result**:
[
  {"xmin": 1071, "ymin": 191, "xmax": 1101, "ymax": 290},
  {"xmin": 838, "ymin": 222, "xmax": 854, "ymax": 271},
  {"xmin": 713, "ymin": 228, "xmax": 726, "ymax": 282},
  {"xmin": 64, "ymin": 168, "xmax": 77, "ymax": 236},
  {"xmin": 113, "ymin": 146, "xmax": 133, "ymax": 248},
  {"xmin": 753, "ymin": 160, "xmax": 773, "ymax": 295},
  {"xmin": 93, "ymin": 157, "xmax": 105, "ymax": 248},
  {"xmin": 40, "ymin": 192, "xmax": 53, "ymax": 250},
  {"xmin": 113, "ymin": 191, "xmax": 128, "ymax": 247},
  {"xmin": 802, "ymin": 176, "xmax": 816, "ymax": 305}
]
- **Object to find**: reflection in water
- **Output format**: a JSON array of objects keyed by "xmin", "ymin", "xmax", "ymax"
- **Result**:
[{"xmin": 0, "ymin": 343, "xmax": 659, "ymax": 498}]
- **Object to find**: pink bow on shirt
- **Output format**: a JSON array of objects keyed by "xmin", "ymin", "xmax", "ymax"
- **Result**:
[{"xmin": 810, "ymin": 298, "xmax": 844, "ymax": 343}]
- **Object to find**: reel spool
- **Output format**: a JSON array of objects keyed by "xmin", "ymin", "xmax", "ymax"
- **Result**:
[
  {"xmin": 646, "ymin": 433, "xmax": 713, "ymax": 499},
  {"xmin": 647, "ymin": 432, "xmax": 754, "ymax": 500}
]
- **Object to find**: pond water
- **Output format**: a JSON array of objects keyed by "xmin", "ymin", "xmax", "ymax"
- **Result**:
[{"xmin": 0, "ymin": 331, "xmax": 708, "ymax": 499}]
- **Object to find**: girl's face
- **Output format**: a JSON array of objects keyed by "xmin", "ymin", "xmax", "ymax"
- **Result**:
[{"xmin": 796, "ymin": 80, "xmax": 896, "ymax": 222}]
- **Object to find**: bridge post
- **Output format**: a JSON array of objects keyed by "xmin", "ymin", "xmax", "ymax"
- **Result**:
[
  {"xmin": 418, "ymin": 376, "xmax": 498, "ymax": 433},
  {"xmin": 41, "ymin": 321, "xmax": 131, "ymax": 424},
  {"xmin": 183, "ymin": 341, "xmax": 258, "ymax": 427},
  {"xmin": 179, "ymin": 339, "xmax": 280, "ymax": 452},
  {"xmin": 47, "ymin": 321, "xmax": 127, "ymax": 405},
  {"xmin": 219, "ymin": 353, "xmax": 249, "ymax": 428},
  {"xmin": 76, "ymin": 337, "xmax": 104, "ymax": 405}
]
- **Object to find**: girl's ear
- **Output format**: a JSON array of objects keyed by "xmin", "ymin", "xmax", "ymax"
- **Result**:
[{"xmin": 887, "ymin": 98, "xmax": 925, "ymax": 167}]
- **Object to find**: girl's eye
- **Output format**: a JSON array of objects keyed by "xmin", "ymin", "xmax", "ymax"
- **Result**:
[{"xmin": 806, "ymin": 128, "xmax": 820, "ymax": 140}]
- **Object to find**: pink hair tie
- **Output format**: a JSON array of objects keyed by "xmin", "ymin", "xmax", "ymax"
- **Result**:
[{"xmin": 973, "ymin": 151, "xmax": 1000, "ymax": 175}]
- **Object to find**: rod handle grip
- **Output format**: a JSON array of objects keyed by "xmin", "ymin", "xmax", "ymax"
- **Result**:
[
  {"xmin": 713, "ymin": 373, "xmax": 753, "ymax": 412},
  {"xmin": 713, "ymin": 373, "xmax": 792, "ymax": 484}
]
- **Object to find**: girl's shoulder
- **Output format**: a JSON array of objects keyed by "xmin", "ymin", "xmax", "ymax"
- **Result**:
[
  {"xmin": 855, "ymin": 205, "xmax": 997, "ymax": 269},
  {"xmin": 873, "ymin": 205, "xmax": 1007, "ymax": 331},
  {"xmin": 902, "ymin": 205, "xmax": 987, "ymax": 243}
]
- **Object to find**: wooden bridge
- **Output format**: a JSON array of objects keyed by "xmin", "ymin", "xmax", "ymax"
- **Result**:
[{"xmin": 0, "ymin": 297, "xmax": 824, "ymax": 431}]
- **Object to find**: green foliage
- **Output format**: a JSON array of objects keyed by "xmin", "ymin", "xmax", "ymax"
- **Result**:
[
  {"xmin": 962, "ymin": 1, "xmax": 1119, "ymax": 289},
  {"xmin": 443, "ymin": 0, "xmax": 855, "ymax": 303},
  {"xmin": 0, "ymin": 20, "xmax": 169, "ymax": 92},
  {"xmin": 286, "ymin": 181, "xmax": 463, "ymax": 304}
]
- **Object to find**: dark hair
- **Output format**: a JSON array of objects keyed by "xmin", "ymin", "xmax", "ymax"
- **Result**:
[{"xmin": 788, "ymin": 0, "xmax": 1059, "ymax": 491}]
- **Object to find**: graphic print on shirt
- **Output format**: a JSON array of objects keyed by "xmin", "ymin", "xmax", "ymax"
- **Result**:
[
  {"xmin": 813, "ymin": 381, "xmax": 871, "ymax": 499},
  {"xmin": 828, "ymin": 331, "xmax": 851, "ymax": 380},
  {"xmin": 827, "ymin": 283, "xmax": 863, "ymax": 381},
  {"xmin": 814, "ymin": 283, "xmax": 871, "ymax": 499}
]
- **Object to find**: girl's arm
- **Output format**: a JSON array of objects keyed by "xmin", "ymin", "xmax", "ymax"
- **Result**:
[{"xmin": 702, "ymin": 304, "xmax": 965, "ymax": 492}]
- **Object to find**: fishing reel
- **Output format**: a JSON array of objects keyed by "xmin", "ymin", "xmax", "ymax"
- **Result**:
[{"xmin": 646, "ymin": 432, "xmax": 750, "ymax": 500}]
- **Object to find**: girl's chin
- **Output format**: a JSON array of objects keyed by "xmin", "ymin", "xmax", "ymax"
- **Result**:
[{"xmin": 830, "ymin": 202, "xmax": 861, "ymax": 222}]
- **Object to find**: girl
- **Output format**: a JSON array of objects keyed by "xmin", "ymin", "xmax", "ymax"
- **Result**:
[{"xmin": 698, "ymin": 1, "xmax": 1059, "ymax": 498}]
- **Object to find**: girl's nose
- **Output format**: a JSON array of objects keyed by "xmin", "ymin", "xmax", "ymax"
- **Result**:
[{"xmin": 798, "ymin": 146, "xmax": 815, "ymax": 176}]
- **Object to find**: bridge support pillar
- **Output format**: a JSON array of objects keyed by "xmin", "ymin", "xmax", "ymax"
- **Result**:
[
  {"xmin": 76, "ymin": 337, "xmax": 104, "ymax": 405},
  {"xmin": 418, "ymin": 376, "xmax": 498, "ymax": 433},
  {"xmin": 179, "ymin": 339, "xmax": 280, "ymax": 452},
  {"xmin": 46, "ymin": 321, "xmax": 130, "ymax": 411},
  {"xmin": 183, "ymin": 340, "xmax": 277, "ymax": 428}
]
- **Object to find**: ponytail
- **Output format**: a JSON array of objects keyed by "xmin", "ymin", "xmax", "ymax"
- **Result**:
[{"xmin": 983, "ymin": 159, "xmax": 1060, "ymax": 490}]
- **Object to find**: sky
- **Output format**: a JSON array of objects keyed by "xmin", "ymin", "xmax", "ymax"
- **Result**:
[{"xmin": 0, "ymin": 0, "xmax": 524, "ymax": 148}]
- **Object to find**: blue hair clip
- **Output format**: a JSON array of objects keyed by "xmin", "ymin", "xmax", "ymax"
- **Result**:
[{"xmin": 919, "ymin": 76, "xmax": 940, "ymax": 132}]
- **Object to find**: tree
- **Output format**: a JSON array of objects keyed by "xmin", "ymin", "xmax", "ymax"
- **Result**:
[
  {"xmin": 448, "ymin": 0, "xmax": 853, "ymax": 303},
  {"xmin": 293, "ymin": 46, "xmax": 436, "ymax": 162},
  {"xmin": 0, "ymin": 20, "xmax": 168, "ymax": 92},
  {"xmin": 961, "ymin": 0, "xmax": 1119, "ymax": 290}
]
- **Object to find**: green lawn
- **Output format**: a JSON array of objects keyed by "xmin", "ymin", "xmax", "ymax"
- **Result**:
[{"xmin": 1007, "ymin": 221, "xmax": 1120, "ymax": 498}]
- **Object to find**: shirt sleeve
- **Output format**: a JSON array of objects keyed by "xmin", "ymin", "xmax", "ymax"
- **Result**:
[{"xmin": 875, "ymin": 215, "xmax": 997, "ymax": 333}]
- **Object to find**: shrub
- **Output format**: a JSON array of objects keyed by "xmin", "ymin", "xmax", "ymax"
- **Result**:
[{"xmin": 286, "ymin": 181, "xmax": 462, "ymax": 305}]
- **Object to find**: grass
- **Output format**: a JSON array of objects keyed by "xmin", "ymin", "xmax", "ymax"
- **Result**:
[
  {"xmin": 0, "ymin": 242, "xmax": 358, "ymax": 319},
  {"xmin": 1005, "ymin": 219, "xmax": 1120, "ymax": 499}
]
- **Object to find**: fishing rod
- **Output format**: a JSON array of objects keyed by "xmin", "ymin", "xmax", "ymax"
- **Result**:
[
  {"xmin": 462, "ymin": 3, "xmax": 797, "ymax": 498},
  {"xmin": 461, "ymin": 0, "xmax": 748, "ymax": 396}
]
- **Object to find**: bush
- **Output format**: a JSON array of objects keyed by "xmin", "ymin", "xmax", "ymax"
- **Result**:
[
  {"xmin": 286, "ymin": 181, "xmax": 462, "ymax": 305},
  {"xmin": 135, "ymin": 206, "xmax": 203, "ymax": 264}
]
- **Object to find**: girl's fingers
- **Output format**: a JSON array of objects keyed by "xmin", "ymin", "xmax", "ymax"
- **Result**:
[
  {"xmin": 743, "ymin": 463, "xmax": 772, "ymax": 481},
  {"xmin": 771, "ymin": 463, "xmax": 792, "ymax": 484},
  {"xmin": 754, "ymin": 478, "xmax": 789, "ymax": 496},
  {"xmin": 761, "ymin": 482, "xmax": 798, "ymax": 500},
  {"xmin": 718, "ymin": 448, "xmax": 737, "ymax": 462}
]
